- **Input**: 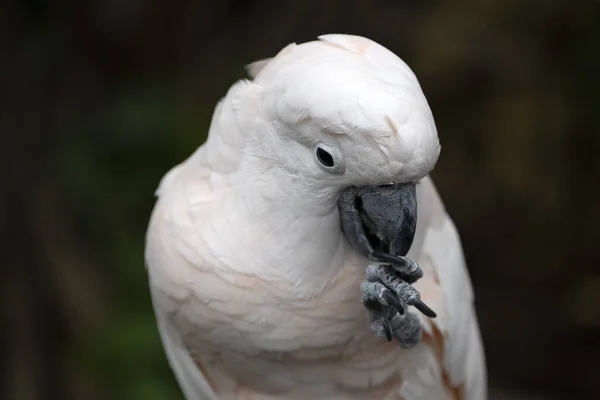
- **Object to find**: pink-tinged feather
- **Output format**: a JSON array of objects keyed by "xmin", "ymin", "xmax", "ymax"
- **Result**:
[{"xmin": 146, "ymin": 34, "xmax": 486, "ymax": 400}]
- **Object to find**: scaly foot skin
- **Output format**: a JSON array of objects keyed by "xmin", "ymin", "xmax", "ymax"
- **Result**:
[{"xmin": 360, "ymin": 255, "xmax": 436, "ymax": 348}]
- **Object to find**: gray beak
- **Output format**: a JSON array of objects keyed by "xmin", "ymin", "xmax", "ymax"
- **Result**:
[
  {"xmin": 338, "ymin": 182, "xmax": 437, "ymax": 320},
  {"xmin": 338, "ymin": 183, "xmax": 417, "ymax": 261}
]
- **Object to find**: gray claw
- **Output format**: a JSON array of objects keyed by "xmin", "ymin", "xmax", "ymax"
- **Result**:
[
  {"xmin": 372, "ymin": 252, "xmax": 423, "ymax": 283},
  {"xmin": 381, "ymin": 290, "xmax": 405, "ymax": 316},
  {"xmin": 361, "ymin": 281, "xmax": 402, "ymax": 312},
  {"xmin": 367, "ymin": 308, "xmax": 422, "ymax": 347},
  {"xmin": 412, "ymin": 298, "xmax": 437, "ymax": 318},
  {"xmin": 360, "ymin": 279, "xmax": 424, "ymax": 348},
  {"xmin": 382, "ymin": 319, "xmax": 393, "ymax": 342},
  {"xmin": 366, "ymin": 263, "xmax": 436, "ymax": 319}
]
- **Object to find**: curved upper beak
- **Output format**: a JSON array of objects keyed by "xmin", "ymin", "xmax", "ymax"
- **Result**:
[{"xmin": 338, "ymin": 182, "xmax": 417, "ymax": 260}]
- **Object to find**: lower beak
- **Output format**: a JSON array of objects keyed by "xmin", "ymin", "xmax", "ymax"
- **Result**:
[{"xmin": 338, "ymin": 183, "xmax": 417, "ymax": 260}]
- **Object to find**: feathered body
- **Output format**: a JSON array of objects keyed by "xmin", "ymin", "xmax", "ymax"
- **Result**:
[{"xmin": 146, "ymin": 35, "xmax": 486, "ymax": 400}]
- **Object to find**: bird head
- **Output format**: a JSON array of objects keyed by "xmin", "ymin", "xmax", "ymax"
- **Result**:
[{"xmin": 233, "ymin": 34, "xmax": 441, "ymax": 259}]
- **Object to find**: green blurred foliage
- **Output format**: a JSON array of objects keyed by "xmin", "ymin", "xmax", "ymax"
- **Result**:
[{"xmin": 55, "ymin": 83, "xmax": 196, "ymax": 399}]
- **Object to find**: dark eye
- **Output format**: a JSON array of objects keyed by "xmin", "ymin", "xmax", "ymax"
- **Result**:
[{"xmin": 316, "ymin": 147, "xmax": 335, "ymax": 167}]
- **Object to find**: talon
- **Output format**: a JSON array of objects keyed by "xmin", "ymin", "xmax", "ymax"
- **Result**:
[
  {"xmin": 382, "ymin": 319, "xmax": 393, "ymax": 341},
  {"xmin": 370, "ymin": 254, "xmax": 423, "ymax": 283},
  {"xmin": 411, "ymin": 298, "xmax": 437, "ymax": 318},
  {"xmin": 382, "ymin": 291, "xmax": 405, "ymax": 316},
  {"xmin": 372, "ymin": 252, "xmax": 405, "ymax": 264}
]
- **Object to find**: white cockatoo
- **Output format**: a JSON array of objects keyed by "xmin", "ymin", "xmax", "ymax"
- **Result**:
[{"xmin": 145, "ymin": 34, "xmax": 487, "ymax": 400}]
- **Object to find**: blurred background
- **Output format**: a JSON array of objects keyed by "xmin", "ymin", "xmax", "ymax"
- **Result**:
[{"xmin": 2, "ymin": 0, "xmax": 599, "ymax": 399}]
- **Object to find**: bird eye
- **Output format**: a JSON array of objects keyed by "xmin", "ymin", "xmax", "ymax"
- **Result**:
[
  {"xmin": 316, "ymin": 147, "xmax": 335, "ymax": 167},
  {"xmin": 314, "ymin": 144, "xmax": 344, "ymax": 174}
]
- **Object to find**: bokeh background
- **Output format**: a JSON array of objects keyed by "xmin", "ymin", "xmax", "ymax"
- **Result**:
[{"xmin": 3, "ymin": 1, "xmax": 599, "ymax": 399}]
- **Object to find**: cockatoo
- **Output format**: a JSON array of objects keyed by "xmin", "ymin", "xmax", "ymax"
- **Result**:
[{"xmin": 145, "ymin": 34, "xmax": 487, "ymax": 400}]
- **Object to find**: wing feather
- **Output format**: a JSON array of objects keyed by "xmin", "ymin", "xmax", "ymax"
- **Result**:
[
  {"xmin": 402, "ymin": 177, "xmax": 487, "ymax": 400},
  {"xmin": 146, "ymin": 85, "xmax": 248, "ymax": 399},
  {"xmin": 154, "ymin": 310, "xmax": 219, "ymax": 400}
]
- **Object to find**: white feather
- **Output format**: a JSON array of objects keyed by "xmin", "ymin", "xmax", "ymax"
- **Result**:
[{"xmin": 146, "ymin": 34, "xmax": 486, "ymax": 400}]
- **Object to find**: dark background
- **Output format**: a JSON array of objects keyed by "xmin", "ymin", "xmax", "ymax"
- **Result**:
[{"xmin": 3, "ymin": 1, "xmax": 599, "ymax": 399}]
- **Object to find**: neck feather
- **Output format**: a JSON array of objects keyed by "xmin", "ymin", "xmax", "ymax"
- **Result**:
[{"xmin": 228, "ymin": 165, "xmax": 348, "ymax": 295}]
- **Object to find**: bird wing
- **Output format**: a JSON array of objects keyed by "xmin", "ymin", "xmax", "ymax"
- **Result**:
[
  {"xmin": 154, "ymin": 310, "xmax": 219, "ymax": 400},
  {"xmin": 145, "ymin": 74, "xmax": 256, "ymax": 399}
]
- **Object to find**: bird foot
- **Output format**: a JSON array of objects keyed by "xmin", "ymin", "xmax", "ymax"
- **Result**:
[{"xmin": 360, "ymin": 254, "xmax": 436, "ymax": 348}]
